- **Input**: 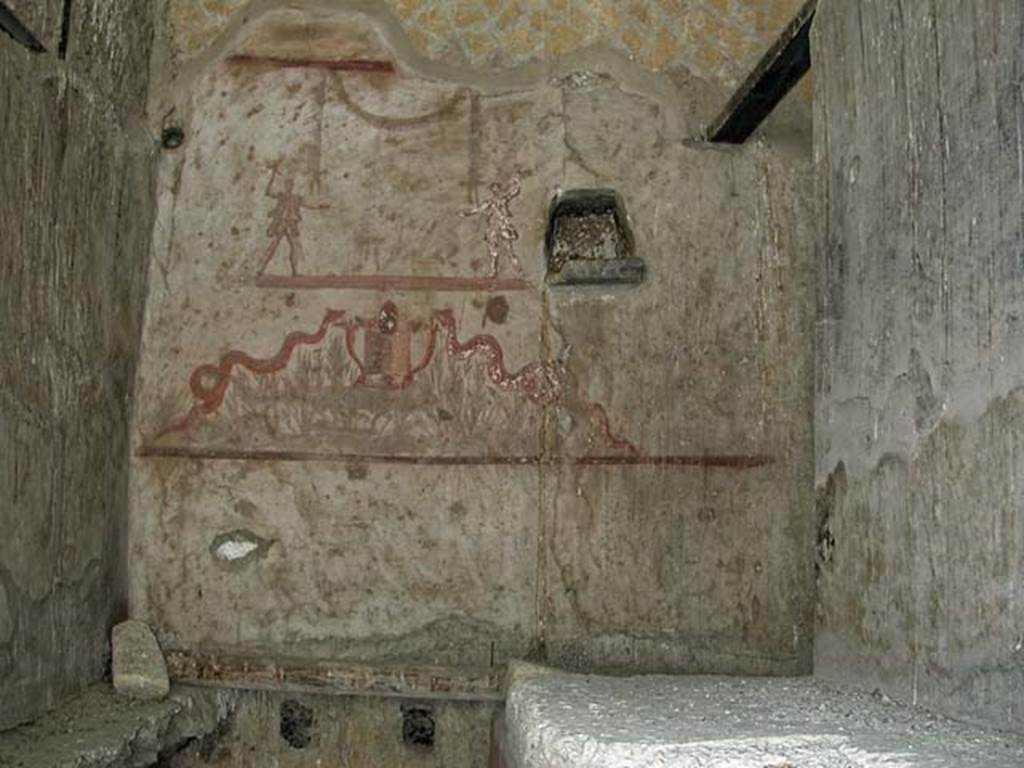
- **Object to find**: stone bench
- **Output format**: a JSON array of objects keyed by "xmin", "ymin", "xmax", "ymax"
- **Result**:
[{"xmin": 496, "ymin": 664, "xmax": 1024, "ymax": 768}]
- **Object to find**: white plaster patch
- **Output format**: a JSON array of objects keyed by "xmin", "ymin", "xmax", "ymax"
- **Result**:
[
  {"xmin": 213, "ymin": 539, "xmax": 261, "ymax": 562},
  {"xmin": 208, "ymin": 529, "xmax": 271, "ymax": 567}
]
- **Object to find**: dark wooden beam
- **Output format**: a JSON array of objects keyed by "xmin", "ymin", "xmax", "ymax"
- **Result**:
[
  {"xmin": 709, "ymin": 0, "xmax": 816, "ymax": 144},
  {"xmin": 0, "ymin": 2, "xmax": 46, "ymax": 52}
]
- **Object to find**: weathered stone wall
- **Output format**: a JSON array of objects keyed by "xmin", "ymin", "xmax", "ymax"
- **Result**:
[
  {"xmin": 814, "ymin": 0, "xmax": 1024, "ymax": 731},
  {"xmin": 129, "ymin": 5, "xmax": 814, "ymax": 679},
  {"xmin": 0, "ymin": 1, "xmax": 157, "ymax": 731}
]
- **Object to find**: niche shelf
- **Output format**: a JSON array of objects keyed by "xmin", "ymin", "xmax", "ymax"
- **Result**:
[{"xmin": 544, "ymin": 189, "xmax": 645, "ymax": 286}]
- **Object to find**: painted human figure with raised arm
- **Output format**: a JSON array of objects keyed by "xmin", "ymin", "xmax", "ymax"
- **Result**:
[
  {"xmin": 257, "ymin": 163, "xmax": 329, "ymax": 276},
  {"xmin": 462, "ymin": 169, "xmax": 523, "ymax": 278}
]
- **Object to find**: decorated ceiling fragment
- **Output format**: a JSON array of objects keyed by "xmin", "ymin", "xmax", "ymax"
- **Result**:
[{"xmin": 165, "ymin": 0, "xmax": 810, "ymax": 85}]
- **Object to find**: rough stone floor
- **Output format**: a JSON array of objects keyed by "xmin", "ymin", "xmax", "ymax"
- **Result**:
[
  {"xmin": 502, "ymin": 667, "xmax": 1024, "ymax": 767},
  {"xmin": 0, "ymin": 685, "xmax": 235, "ymax": 768}
]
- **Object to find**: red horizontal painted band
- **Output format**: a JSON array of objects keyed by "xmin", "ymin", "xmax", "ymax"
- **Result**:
[
  {"xmin": 254, "ymin": 274, "xmax": 532, "ymax": 291},
  {"xmin": 226, "ymin": 54, "xmax": 395, "ymax": 72},
  {"xmin": 137, "ymin": 445, "xmax": 773, "ymax": 469}
]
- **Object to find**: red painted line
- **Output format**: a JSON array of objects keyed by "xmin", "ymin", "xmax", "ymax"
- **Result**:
[
  {"xmin": 136, "ymin": 445, "xmax": 773, "ymax": 469},
  {"xmin": 152, "ymin": 310, "xmax": 349, "ymax": 441},
  {"xmin": 193, "ymin": 310, "xmax": 347, "ymax": 410},
  {"xmin": 432, "ymin": 308, "xmax": 563, "ymax": 406},
  {"xmin": 157, "ymin": 303, "xmax": 560, "ymax": 440},
  {"xmin": 254, "ymin": 274, "xmax": 532, "ymax": 292},
  {"xmin": 226, "ymin": 54, "xmax": 394, "ymax": 73},
  {"xmin": 137, "ymin": 446, "xmax": 541, "ymax": 465},
  {"xmin": 587, "ymin": 403, "xmax": 640, "ymax": 456},
  {"xmin": 575, "ymin": 454, "xmax": 774, "ymax": 468}
]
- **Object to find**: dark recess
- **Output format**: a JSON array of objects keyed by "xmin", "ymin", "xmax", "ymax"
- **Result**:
[
  {"xmin": 162, "ymin": 126, "xmax": 185, "ymax": 150},
  {"xmin": 545, "ymin": 189, "xmax": 644, "ymax": 286},
  {"xmin": 814, "ymin": 461, "xmax": 845, "ymax": 576},
  {"xmin": 402, "ymin": 704, "xmax": 436, "ymax": 749},
  {"xmin": 484, "ymin": 295, "xmax": 510, "ymax": 325},
  {"xmin": 280, "ymin": 699, "xmax": 314, "ymax": 749},
  {"xmin": 0, "ymin": 2, "xmax": 46, "ymax": 52},
  {"xmin": 708, "ymin": 0, "xmax": 816, "ymax": 144}
]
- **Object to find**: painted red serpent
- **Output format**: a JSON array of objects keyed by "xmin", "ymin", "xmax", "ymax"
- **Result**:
[{"xmin": 154, "ymin": 307, "xmax": 565, "ymax": 438}]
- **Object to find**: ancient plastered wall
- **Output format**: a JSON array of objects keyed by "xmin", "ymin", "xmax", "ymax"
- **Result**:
[
  {"xmin": 0, "ymin": 1, "xmax": 157, "ymax": 731},
  {"xmin": 814, "ymin": 0, "xmax": 1024, "ymax": 731},
  {"xmin": 130, "ymin": 6, "xmax": 814, "ymax": 676}
]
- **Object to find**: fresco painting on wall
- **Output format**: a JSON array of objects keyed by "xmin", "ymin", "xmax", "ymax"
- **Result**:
[
  {"xmin": 142, "ymin": 300, "xmax": 640, "ymax": 462},
  {"xmin": 140, "ymin": 297, "xmax": 774, "ymax": 469},
  {"xmin": 253, "ymin": 161, "xmax": 532, "ymax": 291},
  {"xmin": 218, "ymin": 51, "xmax": 532, "ymax": 292},
  {"xmin": 257, "ymin": 163, "xmax": 331, "ymax": 277},
  {"xmin": 119, "ymin": 8, "xmax": 819, "ymax": 689},
  {"xmin": 459, "ymin": 169, "xmax": 524, "ymax": 278},
  {"xmin": 139, "ymin": 18, "xmax": 774, "ymax": 471}
]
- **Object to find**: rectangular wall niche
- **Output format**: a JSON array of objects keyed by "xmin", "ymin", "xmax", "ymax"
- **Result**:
[{"xmin": 545, "ymin": 189, "xmax": 644, "ymax": 286}]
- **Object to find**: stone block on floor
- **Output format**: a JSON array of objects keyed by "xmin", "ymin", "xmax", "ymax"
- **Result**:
[{"xmin": 112, "ymin": 620, "xmax": 170, "ymax": 701}]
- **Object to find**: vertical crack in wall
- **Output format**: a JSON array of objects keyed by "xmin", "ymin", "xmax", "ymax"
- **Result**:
[
  {"xmin": 467, "ymin": 92, "xmax": 481, "ymax": 206},
  {"xmin": 58, "ymin": 0, "xmax": 73, "ymax": 59}
]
